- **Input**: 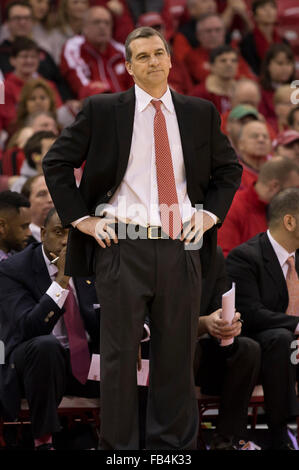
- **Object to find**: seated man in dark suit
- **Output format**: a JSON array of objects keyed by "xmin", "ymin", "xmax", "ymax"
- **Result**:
[
  {"xmin": 226, "ymin": 187, "xmax": 299, "ymax": 450},
  {"xmin": 0, "ymin": 190, "xmax": 31, "ymax": 262},
  {"xmin": 0, "ymin": 208, "xmax": 100, "ymax": 450},
  {"xmin": 194, "ymin": 247, "xmax": 261, "ymax": 450}
]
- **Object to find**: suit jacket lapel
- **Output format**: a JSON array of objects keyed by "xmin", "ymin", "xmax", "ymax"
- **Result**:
[
  {"xmin": 261, "ymin": 233, "xmax": 288, "ymax": 302},
  {"xmin": 114, "ymin": 87, "xmax": 135, "ymax": 185}
]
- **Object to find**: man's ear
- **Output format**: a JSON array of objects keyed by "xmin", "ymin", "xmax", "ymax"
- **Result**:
[
  {"xmin": 283, "ymin": 214, "xmax": 296, "ymax": 232},
  {"xmin": 9, "ymin": 56, "xmax": 16, "ymax": 69},
  {"xmin": 125, "ymin": 61, "xmax": 134, "ymax": 76}
]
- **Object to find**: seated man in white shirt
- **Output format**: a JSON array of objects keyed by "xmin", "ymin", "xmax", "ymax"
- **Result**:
[{"xmin": 226, "ymin": 187, "xmax": 299, "ymax": 450}]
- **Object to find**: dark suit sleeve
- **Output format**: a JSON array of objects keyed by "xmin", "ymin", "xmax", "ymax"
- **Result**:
[
  {"xmin": 42, "ymin": 98, "xmax": 92, "ymax": 227},
  {"xmin": 201, "ymin": 247, "xmax": 229, "ymax": 316},
  {"xmin": 204, "ymin": 104, "xmax": 243, "ymax": 224},
  {"xmin": 0, "ymin": 272, "xmax": 64, "ymax": 344},
  {"xmin": 226, "ymin": 246, "xmax": 299, "ymax": 335}
]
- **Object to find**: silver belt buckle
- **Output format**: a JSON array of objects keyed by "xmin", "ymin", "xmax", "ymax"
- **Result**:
[{"xmin": 147, "ymin": 226, "xmax": 161, "ymax": 239}]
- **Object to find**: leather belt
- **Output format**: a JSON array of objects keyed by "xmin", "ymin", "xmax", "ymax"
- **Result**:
[{"xmin": 115, "ymin": 223, "xmax": 169, "ymax": 240}]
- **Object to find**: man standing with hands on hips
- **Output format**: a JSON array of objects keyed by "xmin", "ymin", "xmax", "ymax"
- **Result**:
[{"xmin": 43, "ymin": 26, "xmax": 242, "ymax": 450}]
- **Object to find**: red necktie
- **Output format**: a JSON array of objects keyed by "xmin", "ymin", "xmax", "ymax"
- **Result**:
[
  {"xmin": 286, "ymin": 256, "xmax": 299, "ymax": 317},
  {"xmin": 152, "ymin": 99, "xmax": 182, "ymax": 239},
  {"xmin": 64, "ymin": 285, "xmax": 91, "ymax": 384}
]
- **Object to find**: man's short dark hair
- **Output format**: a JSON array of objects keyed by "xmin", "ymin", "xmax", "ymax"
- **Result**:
[
  {"xmin": 210, "ymin": 45, "xmax": 238, "ymax": 64},
  {"xmin": 125, "ymin": 26, "xmax": 170, "ymax": 62},
  {"xmin": 44, "ymin": 207, "xmax": 57, "ymax": 227},
  {"xmin": 23, "ymin": 131, "xmax": 56, "ymax": 169},
  {"xmin": 6, "ymin": 1, "xmax": 33, "ymax": 19},
  {"xmin": 258, "ymin": 157, "xmax": 299, "ymax": 186},
  {"xmin": 11, "ymin": 36, "xmax": 39, "ymax": 57},
  {"xmin": 0, "ymin": 190, "xmax": 30, "ymax": 214},
  {"xmin": 252, "ymin": 0, "xmax": 277, "ymax": 15},
  {"xmin": 268, "ymin": 187, "xmax": 299, "ymax": 228},
  {"xmin": 288, "ymin": 106, "xmax": 299, "ymax": 128}
]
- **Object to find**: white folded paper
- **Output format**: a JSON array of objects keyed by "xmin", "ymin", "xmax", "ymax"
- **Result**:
[
  {"xmin": 220, "ymin": 283, "xmax": 235, "ymax": 347},
  {"xmin": 87, "ymin": 354, "xmax": 150, "ymax": 385}
]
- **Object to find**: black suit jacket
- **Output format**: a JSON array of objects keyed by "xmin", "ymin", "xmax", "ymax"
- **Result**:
[
  {"xmin": 43, "ymin": 86, "xmax": 242, "ymax": 277},
  {"xmin": 0, "ymin": 243, "xmax": 100, "ymax": 419},
  {"xmin": 226, "ymin": 232, "xmax": 299, "ymax": 336}
]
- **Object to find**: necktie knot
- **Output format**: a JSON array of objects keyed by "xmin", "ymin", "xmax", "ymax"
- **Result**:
[
  {"xmin": 151, "ymin": 99, "xmax": 162, "ymax": 112},
  {"xmin": 287, "ymin": 256, "xmax": 296, "ymax": 270}
]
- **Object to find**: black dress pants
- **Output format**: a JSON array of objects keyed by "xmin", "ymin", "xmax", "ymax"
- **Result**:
[
  {"xmin": 13, "ymin": 335, "xmax": 100, "ymax": 439},
  {"xmin": 95, "ymin": 237, "xmax": 201, "ymax": 450},
  {"xmin": 194, "ymin": 336, "xmax": 261, "ymax": 440},
  {"xmin": 252, "ymin": 328, "xmax": 299, "ymax": 441}
]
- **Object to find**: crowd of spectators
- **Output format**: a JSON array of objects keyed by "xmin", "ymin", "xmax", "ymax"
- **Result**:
[{"xmin": 0, "ymin": 0, "xmax": 299, "ymax": 451}]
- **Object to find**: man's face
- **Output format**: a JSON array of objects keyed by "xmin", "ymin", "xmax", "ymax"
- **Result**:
[
  {"xmin": 254, "ymin": 2, "xmax": 277, "ymax": 25},
  {"xmin": 8, "ymin": 5, "xmax": 33, "ymax": 39},
  {"xmin": 238, "ymin": 121, "xmax": 271, "ymax": 159},
  {"xmin": 10, "ymin": 49, "xmax": 39, "ymax": 79},
  {"xmin": 210, "ymin": 52, "xmax": 238, "ymax": 80},
  {"xmin": 29, "ymin": 0, "xmax": 50, "ymax": 21},
  {"xmin": 126, "ymin": 35, "xmax": 171, "ymax": 92},
  {"xmin": 196, "ymin": 16, "xmax": 225, "ymax": 50},
  {"xmin": 83, "ymin": 7, "xmax": 112, "ymax": 47},
  {"xmin": 41, "ymin": 212, "xmax": 69, "ymax": 261},
  {"xmin": 29, "ymin": 175, "xmax": 54, "ymax": 227},
  {"xmin": 0, "ymin": 207, "xmax": 31, "ymax": 252}
]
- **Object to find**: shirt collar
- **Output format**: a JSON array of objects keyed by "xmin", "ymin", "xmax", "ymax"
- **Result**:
[
  {"xmin": 267, "ymin": 229, "xmax": 295, "ymax": 268},
  {"xmin": 135, "ymin": 84, "xmax": 175, "ymax": 114},
  {"xmin": 42, "ymin": 244, "xmax": 58, "ymax": 279}
]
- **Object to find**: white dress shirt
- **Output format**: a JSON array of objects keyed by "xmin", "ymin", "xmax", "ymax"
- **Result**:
[
  {"xmin": 29, "ymin": 223, "xmax": 41, "ymax": 242},
  {"xmin": 73, "ymin": 84, "xmax": 217, "ymax": 227},
  {"xmin": 267, "ymin": 230, "xmax": 299, "ymax": 332},
  {"xmin": 42, "ymin": 246, "xmax": 89, "ymax": 348}
]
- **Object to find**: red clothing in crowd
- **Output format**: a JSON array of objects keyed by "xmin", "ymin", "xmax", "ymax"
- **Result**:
[
  {"xmin": 61, "ymin": 36, "xmax": 132, "ymax": 99},
  {"xmin": 239, "ymin": 159, "xmax": 259, "ymax": 189},
  {"xmin": 3, "ymin": 72, "xmax": 62, "ymax": 131},
  {"xmin": 168, "ymin": 55, "xmax": 193, "ymax": 95},
  {"xmin": 217, "ymin": 182, "xmax": 268, "ymax": 257},
  {"xmin": 184, "ymin": 47, "xmax": 256, "ymax": 85},
  {"xmin": 89, "ymin": 0, "xmax": 134, "ymax": 44},
  {"xmin": 192, "ymin": 81, "xmax": 232, "ymax": 114}
]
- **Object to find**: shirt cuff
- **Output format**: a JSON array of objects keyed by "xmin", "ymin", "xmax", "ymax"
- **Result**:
[
  {"xmin": 72, "ymin": 215, "xmax": 90, "ymax": 228},
  {"xmin": 295, "ymin": 323, "xmax": 299, "ymax": 334},
  {"xmin": 141, "ymin": 323, "xmax": 150, "ymax": 342},
  {"xmin": 46, "ymin": 281, "xmax": 69, "ymax": 309},
  {"xmin": 202, "ymin": 210, "xmax": 219, "ymax": 225}
]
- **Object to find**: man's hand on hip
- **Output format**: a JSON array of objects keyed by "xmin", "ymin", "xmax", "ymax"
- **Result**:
[
  {"xmin": 180, "ymin": 211, "xmax": 215, "ymax": 245},
  {"xmin": 76, "ymin": 216, "xmax": 118, "ymax": 248}
]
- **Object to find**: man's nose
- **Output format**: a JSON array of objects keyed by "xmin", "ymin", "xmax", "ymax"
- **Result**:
[{"xmin": 149, "ymin": 55, "xmax": 159, "ymax": 66}]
